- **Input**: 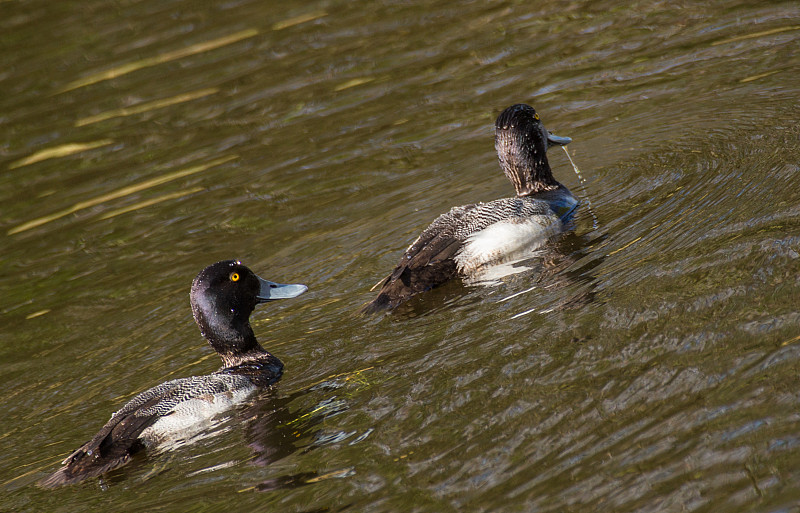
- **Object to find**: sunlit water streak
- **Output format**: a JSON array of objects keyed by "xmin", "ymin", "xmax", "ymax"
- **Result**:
[{"xmin": 1, "ymin": 0, "xmax": 799, "ymax": 512}]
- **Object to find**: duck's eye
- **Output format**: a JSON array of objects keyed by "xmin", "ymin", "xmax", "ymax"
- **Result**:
[
  {"xmin": 534, "ymin": 113, "xmax": 540, "ymax": 121},
  {"xmin": 230, "ymin": 272, "xmax": 240, "ymax": 282}
]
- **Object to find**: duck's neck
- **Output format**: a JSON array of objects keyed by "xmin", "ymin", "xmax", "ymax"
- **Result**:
[
  {"xmin": 216, "ymin": 347, "xmax": 284, "ymax": 387},
  {"xmin": 207, "ymin": 328, "xmax": 284, "ymax": 385},
  {"xmin": 219, "ymin": 344, "xmax": 274, "ymax": 369},
  {"xmin": 496, "ymin": 127, "xmax": 561, "ymax": 196},
  {"xmin": 191, "ymin": 291, "xmax": 284, "ymax": 385},
  {"xmin": 201, "ymin": 323, "xmax": 267, "ymax": 366},
  {"xmin": 510, "ymin": 160, "xmax": 562, "ymax": 196}
]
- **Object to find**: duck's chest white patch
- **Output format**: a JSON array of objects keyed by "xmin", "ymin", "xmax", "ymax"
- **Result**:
[
  {"xmin": 141, "ymin": 385, "xmax": 256, "ymax": 450},
  {"xmin": 454, "ymin": 213, "xmax": 562, "ymax": 273}
]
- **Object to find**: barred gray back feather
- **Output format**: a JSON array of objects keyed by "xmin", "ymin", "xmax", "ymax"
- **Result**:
[
  {"xmin": 363, "ymin": 196, "xmax": 572, "ymax": 313},
  {"xmin": 119, "ymin": 374, "xmax": 252, "ymax": 419},
  {"xmin": 38, "ymin": 373, "xmax": 253, "ymax": 488},
  {"xmin": 411, "ymin": 197, "xmax": 552, "ymax": 248}
]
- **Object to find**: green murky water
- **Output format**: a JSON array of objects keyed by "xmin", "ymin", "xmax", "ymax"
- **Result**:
[{"xmin": 2, "ymin": 0, "xmax": 799, "ymax": 511}]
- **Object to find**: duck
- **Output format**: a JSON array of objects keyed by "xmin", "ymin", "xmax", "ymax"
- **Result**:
[
  {"xmin": 38, "ymin": 260, "xmax": 307, "ymax": 488},
  {"xmin": 362, "ymin": 103, "xmax": 578, "ymax": 312}
]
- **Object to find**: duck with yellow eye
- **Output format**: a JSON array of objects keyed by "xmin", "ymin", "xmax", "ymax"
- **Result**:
[{"xmin": 39, "ymin": 260, "xmax": 307, "ymax": 488}]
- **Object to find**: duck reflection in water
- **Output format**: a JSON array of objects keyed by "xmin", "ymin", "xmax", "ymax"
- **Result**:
[{"xmin": 240, "ymin": 387, "xmax": 353, "ymax": 493}]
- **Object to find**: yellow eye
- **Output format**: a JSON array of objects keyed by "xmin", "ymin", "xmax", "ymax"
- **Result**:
[
  {"xmin": 230, "ymin": 272, "xmax": 240, "ymax": 282},
  {"xmin": 534, "ymin": 113, "xmax": 540, "ymax": 121}
]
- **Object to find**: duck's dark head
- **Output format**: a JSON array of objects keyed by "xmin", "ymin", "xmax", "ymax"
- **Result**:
[
  {"xmin": 190, "ymin": 260, "xmax": 307, "ymax": 366},
  {"xmin": 495, "ymin": 103, "xmax": 571, "ymax": 197}
]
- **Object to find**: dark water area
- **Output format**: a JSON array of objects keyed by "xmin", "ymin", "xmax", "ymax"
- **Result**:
[{"xmin": 2, "ymin": 0, "xmax": 799, "ymax": 511}]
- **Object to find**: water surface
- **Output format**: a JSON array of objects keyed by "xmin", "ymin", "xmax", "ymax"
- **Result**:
[{"xmin": 2, "ymin": 0, "xmax": 800, "ymax": 511}]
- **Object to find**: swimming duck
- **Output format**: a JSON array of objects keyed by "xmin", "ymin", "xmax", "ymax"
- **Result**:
[
  {"xmin": 39, "ymin": 260, "xmax": 307, "ymax": 488},
  {"xmin": 363, "ymin": 104, "xmax": 577, "ymax": 312}
]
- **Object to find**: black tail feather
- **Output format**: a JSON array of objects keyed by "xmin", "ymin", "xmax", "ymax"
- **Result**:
[
  {"xmin": 38, "ymin": 397, "xmax": 161, "ymax": 488},
  {"xmin": 361, "ymin": 259, "xmax": 458, "ymax": 314},
  {"xmin": 37, "ymin": 447, "xmax": 140, "ymax": 489}
]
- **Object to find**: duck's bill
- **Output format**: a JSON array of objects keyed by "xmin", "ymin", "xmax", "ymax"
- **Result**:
[
  {"xmin": 546, "ymin": 132, "xmax": 572, "ymax": 147},
  {"xmin": 257, "ymin": 277, "xmax": 308, "ymax": 301}
]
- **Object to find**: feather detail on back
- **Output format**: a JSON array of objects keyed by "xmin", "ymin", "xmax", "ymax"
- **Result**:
[
  {"xmin": 38, "ymin": 374, "xmax": 253, "ymax": 488},
  {"xmin": 362, "ymin": 195, "xmax": 575, "ymax": 312}
]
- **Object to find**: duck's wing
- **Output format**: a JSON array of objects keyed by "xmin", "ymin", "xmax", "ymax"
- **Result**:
[
  {"xmin": 38, "ymin": 378, "xmax": 191, "ymax": 488},
  {"xmin": 361, "ymin": 204, "xmax": 483, "ymax": 313},
  {"xmin": 394, "ymin": 208, "xmax": 472, "ymax": 274},
  {"xmin": 362, "ymin": 198, "xmax": 558, "ymax": 312}
]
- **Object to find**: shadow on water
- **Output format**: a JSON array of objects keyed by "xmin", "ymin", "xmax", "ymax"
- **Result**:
[{"xmin": 242, "ymin": 387, "xmax": 354, "ymax": 493}]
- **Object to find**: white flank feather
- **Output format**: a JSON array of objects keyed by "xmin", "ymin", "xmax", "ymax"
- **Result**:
[
  {"xmin": 455, "ymin": 213, "xmax": 562, "ymax": 274},
  {"xmin": 140, "ymin": 385, "xmax": 256, "ymax": 449}
]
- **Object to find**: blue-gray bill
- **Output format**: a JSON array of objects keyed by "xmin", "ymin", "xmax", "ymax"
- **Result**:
[
  {"xmin": 547, "ymin": 132, "xmax": 572, "ymax": 147},
  {"xmin": 257, "ymin": 277, "xmax": 308, "ymax": 301}
]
